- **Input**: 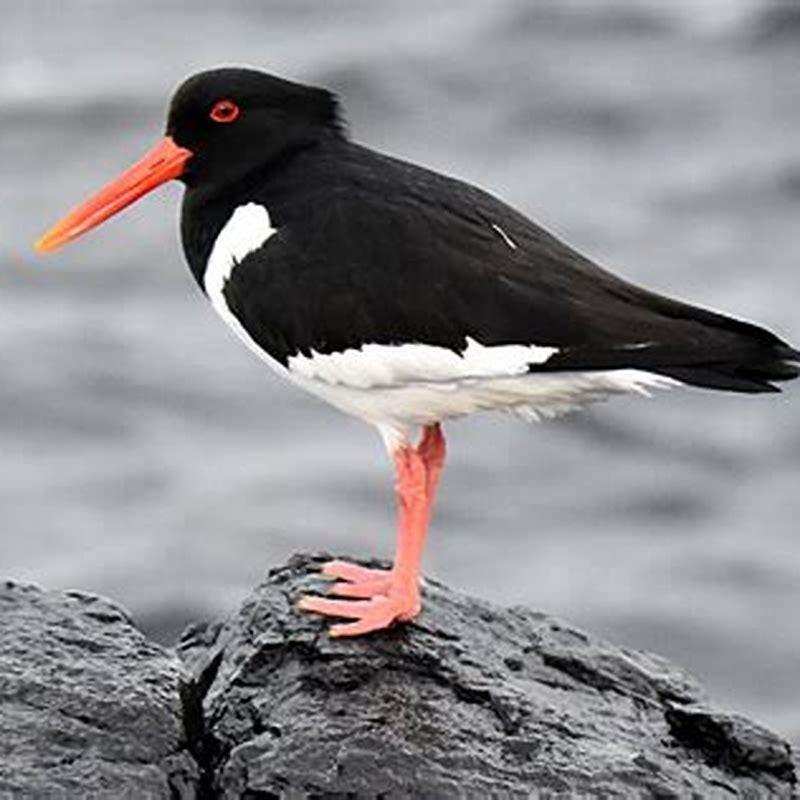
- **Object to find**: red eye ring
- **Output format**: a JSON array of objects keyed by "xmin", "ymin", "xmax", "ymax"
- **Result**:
[{"xmin": 210, "ymin": 99, "xmax": 240, "ymax": 124}]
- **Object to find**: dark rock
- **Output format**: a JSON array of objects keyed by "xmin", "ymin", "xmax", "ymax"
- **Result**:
[
  {"xmin": 176, "ymin": 553, "xmax": 797, "ymax": 798},
  {"xmin": 2, "ymin": 557, "xmax": 795, "ymax": 797},
  {"xmin": 0, "ymin": 580, "xmax": 199, "ymax": 799}
]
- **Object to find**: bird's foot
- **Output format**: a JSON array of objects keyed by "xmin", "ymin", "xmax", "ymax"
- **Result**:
[
  {"xmin": 321, "ymin": 558, "xmax": 394, "ymax": 599},
  {"xmin": 299, "ymin": 569, "xmax": 421, "ymax": 637}
]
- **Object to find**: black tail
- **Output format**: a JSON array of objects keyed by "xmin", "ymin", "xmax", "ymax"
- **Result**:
[
  {"xmin": 529, "ymin": 288, "xmax": 800, "ymax": 394},
  {"xmin": 655, "ymin": 340, "xmax": 800, "ymax": 394},
  {"xmin": 647, "ymin": 299, "xmax": 800, "ymax": 393}
]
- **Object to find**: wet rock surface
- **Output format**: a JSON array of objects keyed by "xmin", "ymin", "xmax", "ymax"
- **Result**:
[
  {"xmin": 1, "ymin": 555, "xmax": 796, "ymax": 798},
  {"xmin": 0, "ymin": 580, "xmax": 199, "ymax": 799},
  {"xmin": 177, "ymin": 553, "xmax": 797, "ymax": 798}
]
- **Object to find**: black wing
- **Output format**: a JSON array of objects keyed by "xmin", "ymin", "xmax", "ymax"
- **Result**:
[{"xmin": 223, "ymin": 144, "xmax": 799, "ymax": 393}]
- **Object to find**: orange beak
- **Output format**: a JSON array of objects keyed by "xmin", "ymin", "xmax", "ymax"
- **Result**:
[{"xmin": 35, "ymin": 136, "xmax": 193, "ymax": 253}]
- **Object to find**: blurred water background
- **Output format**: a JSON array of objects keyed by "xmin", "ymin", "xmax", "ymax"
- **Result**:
[{"xmin": 2, "ymin": 0, "xmax": 799, "ymax": 746}]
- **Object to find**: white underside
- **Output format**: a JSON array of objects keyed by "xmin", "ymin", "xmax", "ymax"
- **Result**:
[
  {"xmin": 289, "ymin": 367, "xmax": 678, "ymax": 450},
  {"xmin": 205, "ymin": 203, "xmax": 682, "ymax": 451}
]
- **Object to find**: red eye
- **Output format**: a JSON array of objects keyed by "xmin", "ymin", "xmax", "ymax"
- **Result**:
[{"xmin": 210, "ymin": 99, "xmax": 239, "ymax": 123}]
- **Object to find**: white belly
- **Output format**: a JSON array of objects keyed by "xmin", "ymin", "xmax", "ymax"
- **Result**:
[{"xmin": 285, "ymin": 366, "xmax": 678, "ymax": 449}]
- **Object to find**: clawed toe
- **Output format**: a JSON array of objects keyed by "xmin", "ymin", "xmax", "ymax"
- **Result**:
[
  {"xmin": 321, "ymin": 559, "xmax": 392, "ymax": 584},
  {"xmin": 321, "ymin": 559, "xmax": 393, "ymax": 598},
  {"xmin": 328, "ymin": 578, "xmax": 392, "ymax": 598},
  {"xmin": 298, "ymin": 595, "xmax": 377, "ymax": 619},
  {"xmin": 299, "ymin": 585, "xmax": 421, "ymax": 637}
]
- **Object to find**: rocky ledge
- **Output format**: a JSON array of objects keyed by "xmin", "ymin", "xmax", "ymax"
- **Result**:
[{"xmin": 1, "ymin": 553, "xmax": 796, "ymax": 798}]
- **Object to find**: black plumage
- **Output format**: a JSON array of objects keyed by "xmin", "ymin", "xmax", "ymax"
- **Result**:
[{"xmin": 173, "ymin": 70, "xmax": 797, "ymax": 393}]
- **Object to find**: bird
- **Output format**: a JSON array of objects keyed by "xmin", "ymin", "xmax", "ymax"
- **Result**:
[{"xmin": 36, "ymin": 67, "xmax": 798, "ymax": 637}]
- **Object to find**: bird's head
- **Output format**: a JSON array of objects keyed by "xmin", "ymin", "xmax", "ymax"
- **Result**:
[{"xmin": 35, "ymin": 67, "xmax": 341, "ymax": 253}]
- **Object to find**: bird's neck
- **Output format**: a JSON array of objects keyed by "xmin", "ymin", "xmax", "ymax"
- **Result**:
[{"xmin": 180, "ymin": 134, "xmax": 350, "ymax": 289}]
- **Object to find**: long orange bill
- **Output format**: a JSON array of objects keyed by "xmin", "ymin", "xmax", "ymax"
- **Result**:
[{"xmin": 35, "ymin": 136, "xmax": 193, "ymax": 253}]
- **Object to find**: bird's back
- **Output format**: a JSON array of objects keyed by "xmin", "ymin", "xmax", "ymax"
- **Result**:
[{"xmin": 213, "ymin": 137, "xmax": 798, "ymax": 394}]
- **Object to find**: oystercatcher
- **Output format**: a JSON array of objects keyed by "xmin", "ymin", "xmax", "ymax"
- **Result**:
[{"xmin": 36, "ymin": 68, "xmax": 798, "ymax": 637}]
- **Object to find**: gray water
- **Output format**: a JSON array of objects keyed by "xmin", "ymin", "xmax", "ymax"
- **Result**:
[{"xmin": 3, "ymin": 0, "xmax": 799, "ymax": 747}]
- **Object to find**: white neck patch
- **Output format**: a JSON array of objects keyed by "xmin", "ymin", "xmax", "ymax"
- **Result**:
[
  {"xmin": 204, "ymin": 203, "xmax": 276, "ymax": 312},
  {"xmin": 202, "ymin": 203, "xmax": 283, "ymax": 371}
]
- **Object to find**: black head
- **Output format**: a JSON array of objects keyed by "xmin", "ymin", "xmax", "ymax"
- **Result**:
[
  {"xmin": 167, "ymin": 67, "xmax": 344, "ymax": 188},
  {"xmin": 35, "ymin": 67, "xmax": 345, "ymax": 252}
]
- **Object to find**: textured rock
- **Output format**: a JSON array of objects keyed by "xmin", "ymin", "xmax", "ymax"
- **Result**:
[
  {"xmin": 0, "ymin": 581, "xmax": 199, "ymax": 799},
  {"xmin": 177, "ymin": 553, "xmax": 797, "ymax": 798},
  {"xmin": 2, "ymin": 558, "xmax": 795, "ymax": 798}
]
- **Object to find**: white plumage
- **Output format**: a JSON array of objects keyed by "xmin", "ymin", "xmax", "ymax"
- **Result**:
[{"xmin": 287, "ymin": 338, "xmax": 559, "ymax": 388}]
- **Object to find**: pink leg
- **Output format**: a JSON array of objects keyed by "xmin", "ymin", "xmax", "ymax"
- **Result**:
[
  {"xmin": 418, "ymin": 423, "xmax": 446, "ymax": 521},
  {"xmin": 391, "ymin": 423, "xmax": 445, "ymax": 595},
  {"xmin": 299, "ymin": 424, "xmax": 446, "ymax": 636},
  {"xmin": 323, "ymin": 423, "xmax": 445, "ymax": 600}
]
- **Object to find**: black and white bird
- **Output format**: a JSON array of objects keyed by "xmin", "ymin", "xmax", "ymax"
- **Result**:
[{"xmin": 37, "ymin": 68, "xmax": 798, "ymax": 637}]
